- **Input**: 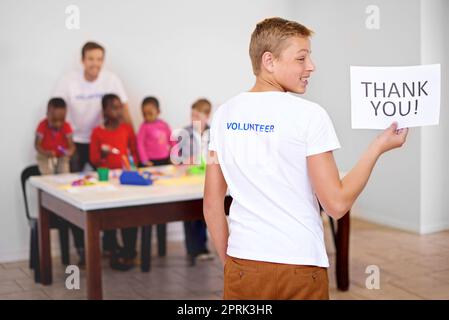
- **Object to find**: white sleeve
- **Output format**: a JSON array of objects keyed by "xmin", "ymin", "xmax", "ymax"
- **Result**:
[
  {"xmin": 111, "ymin": 74, "xmax": 128, "ymax": 103},
  {"xmin": 305, "ymin": 107, "xmax": 341, "ymax": 156}
]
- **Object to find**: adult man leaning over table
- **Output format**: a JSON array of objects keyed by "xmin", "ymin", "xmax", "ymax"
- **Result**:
[{"xmin": 52, "ymin": 41, "xmax": 133, "ymax": 265}]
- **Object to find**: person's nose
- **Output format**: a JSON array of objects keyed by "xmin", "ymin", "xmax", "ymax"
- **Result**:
[{"xmin": 306, "ymin": 57, "xmax": 315, "ymax": 72}]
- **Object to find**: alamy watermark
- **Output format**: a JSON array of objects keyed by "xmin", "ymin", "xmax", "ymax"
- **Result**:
[
  {"xmin": 65, "ymin": 265, "xmax": 80, "ymax": 290},
  {"xmin": 365, "ymin": 264, "xmax": 381, "ymax": 289},
  {"xmin": 65, "ymin": 5, "xmax": 80, "ymax": 30}
]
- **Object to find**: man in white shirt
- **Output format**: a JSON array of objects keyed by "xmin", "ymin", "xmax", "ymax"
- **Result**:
[
  {"xmin": 53, "ymin": 41, "xmax": 133, "ymax": 264},
  {"xmin": 53, "ymin": 41, "xmax": 132, "ymax": 172},
  {"xmin": 204, "ymin": 17, "xmax": 409, "ymax": 300}
]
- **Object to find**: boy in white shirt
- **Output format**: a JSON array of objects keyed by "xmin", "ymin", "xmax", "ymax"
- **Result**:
[{"xmin": 204, "ymin": 17, "xmax": 408, "ymax": 300}]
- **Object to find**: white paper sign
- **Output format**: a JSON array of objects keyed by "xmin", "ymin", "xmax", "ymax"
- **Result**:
[{"xmin": 350, "ymin": 64, "xmax": 440, "ymax": 129}]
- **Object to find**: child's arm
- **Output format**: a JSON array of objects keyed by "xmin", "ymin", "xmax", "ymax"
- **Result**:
[
  {"xmin": 89, "ymin": 130, "xmax": 103, "ymax": 168},
  {"xmin": 307, "ymin": 122, "xmax": 408, "ymax": 220},
  {"xmin": 64, "ymin": 123, "xmax": 75, "ymax": 157},
  {"xmin": 66, "ymin": 136, "xmax": 76, "ymax": 158},
  {"xmin": 165, "ymin": 123, "xmax": 177, "ymax": 148},
  {"xmin": 35, "ymin": 135, "xmax": 55, "ymax": 157},
  {"xmin": 137, "ymin": 126, "xmax": 151, "ymax": 166},
  {"xmin": 128, "ymin": 127, "xmax": 140, "ymax": 167},
  {"xmin": 203, "ymin": 151, "xmax": 229, "ymax": 265},
  {"xmin": 164, "ymin": 123, "xmax": 178, "ymax": 164}
]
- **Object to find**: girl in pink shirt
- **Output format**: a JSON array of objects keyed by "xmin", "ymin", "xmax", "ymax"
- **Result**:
[{"xmin": 137, "ymin": 96, "xmax": 175, "ymax": 166}]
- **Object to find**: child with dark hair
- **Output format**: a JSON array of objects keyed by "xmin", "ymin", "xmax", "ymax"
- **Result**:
[
  {"xmin": 35, "ymin": 97, "xmax": 75, "ymax": 174},
  {"xmin": 136, "ymin": 96, "xmax": 176, "ymax": 257},
  {"xmin": 90, "ymin": 93, "xmax": 139, "ymax": 271},
  {"xmin": 35, "ymin": 98, "xmax": 87, "ymax": 266},
  {"xmin": 137, "ymin": 96, "xmax": 175, "ymax": 166}
]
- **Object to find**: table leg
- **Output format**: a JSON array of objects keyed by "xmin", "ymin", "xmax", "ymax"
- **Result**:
[
  {"xmin": 38, "ymin": 191, "xmax": 52, "ymax": 285},
  {"xmin": 336, "ymin": 211, "xmax": 350, "ymax": 291},
  {"xmin": 141, "ymin": 225, "xmax": 152, "ymax": 272},
  {"xmin": 85, "ymin": 213, "xmax": 102, "ymax": 300}
]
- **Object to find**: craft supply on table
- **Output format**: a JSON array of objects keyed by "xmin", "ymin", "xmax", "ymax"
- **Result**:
[
  {"xmin": 153, "ymin": 174, "xmax": 204, "ymax": 186},
  {"xmin": 97, "ymin": 167, "xmax": 110, "ymax": 181},
  {"xmin": 128, "ymin": 154, "xmax": 137, "ymax": 170},
  {"xmin": 186, "ymin": 156, "xmax": 206, "ymax": 175},
  {"xmin": 119, "ymin": 170, "xmax": 153, "ymax": 186},
  {"xmin": 70, "ymin": 174, "xmax": 98, "ymax": 186}
]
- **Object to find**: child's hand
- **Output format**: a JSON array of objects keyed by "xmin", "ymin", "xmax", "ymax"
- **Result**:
[
  {"xmin": 44, "ymin": 150, "xmax": 56, "ymax": 157},
  {"xmin": 145, "ymin": 161, "xmax": 154, "ymax": 167},
  {"xmin": 372, "ymin": 122, "xmax": 409, "ymax": 155},
  {"xmin": 67, "ymin": 148, "xmax": 75, "ymax": 158},
  {"xmin": 100, "ymin": 144, "xmax": 112, "ymax": 158}
]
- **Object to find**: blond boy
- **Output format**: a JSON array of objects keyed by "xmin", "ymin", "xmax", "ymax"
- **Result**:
[{"xmin": 204, "ymin": 17, "xmax": 408, "ymax": 300}]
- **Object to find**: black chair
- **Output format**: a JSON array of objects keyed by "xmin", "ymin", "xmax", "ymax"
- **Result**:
[{"xmin": 21, "ymin": 165, "xmax": 71, "ymax": 283}]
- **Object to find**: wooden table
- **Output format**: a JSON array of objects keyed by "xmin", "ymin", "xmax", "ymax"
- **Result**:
[{"xmin": 29, "ymin": 167, "xmax": 350, "ymax": 300}]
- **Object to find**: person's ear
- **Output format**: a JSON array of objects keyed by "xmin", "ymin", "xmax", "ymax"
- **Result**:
[{"xmin": 261, "ymin": 51, "xmax": 275, "ymax": 73}]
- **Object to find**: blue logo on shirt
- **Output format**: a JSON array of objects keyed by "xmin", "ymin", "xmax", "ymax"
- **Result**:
[
  {"xmin": 226, "ymin": 122, "xmax": 274, "ymax": 133},
  {"xmin": 75, "ymin": 93, "xmax": 104, "ymax": 100}
]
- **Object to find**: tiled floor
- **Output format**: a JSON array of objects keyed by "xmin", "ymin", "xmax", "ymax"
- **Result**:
[{"xmin": 1, "ymin": 217, "xmax": 449, "ymax": 300}]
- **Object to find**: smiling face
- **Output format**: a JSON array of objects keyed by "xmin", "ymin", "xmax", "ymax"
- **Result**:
[
  {"xmin": 82, "ymin": 48, "xmax": 104, "ymax": 81},
  {"xmin": 270, "ymin": 36, "xmax": 315, "ymax": 94}
]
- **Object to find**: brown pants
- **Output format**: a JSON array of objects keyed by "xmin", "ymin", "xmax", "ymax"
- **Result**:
[
  {"xmin": 223, "ymin": 255, "xmax": 329, "ymax": 300},
  {"xmin": 37, "ymin": 154, "xmax": 70, "ymax": 175}
]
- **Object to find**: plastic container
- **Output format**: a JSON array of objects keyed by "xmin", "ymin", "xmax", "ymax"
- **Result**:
[
  {"xmin": 97, "ymin": 167, "xmax": 109, "ymax": 181},
  {"xmin": 119, "ymin": 171, "xmax": 153, "ymax": 186}
]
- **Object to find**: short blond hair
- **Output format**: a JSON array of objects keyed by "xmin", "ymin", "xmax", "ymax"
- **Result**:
[
  {"xmin": 249, "ymin": 17, "xmax": 313, "ymax": 75},
  {"xmin": 191, "ymin": 98, "xmax": 212, "ymax": 115}
]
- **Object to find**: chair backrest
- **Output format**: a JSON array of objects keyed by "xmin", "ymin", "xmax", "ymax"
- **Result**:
[{"xmin": 21, "ymin": 165, "xmax": 41, "ymax": 221}]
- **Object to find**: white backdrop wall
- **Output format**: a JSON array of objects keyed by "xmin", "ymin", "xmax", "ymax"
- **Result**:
[
  {"xmin": 0, "ymin": 0, "xmax": 447, "ymax": 262},
  {"xmin": 0, "ymin": 0, "xmax": 295, "ymax": 262},
  {"xmin": 293, "ymin": 0, "xmax": 423, "ymax": 232},
  {"xmin": 420, "ymin": 0, "xmax": 449, "ymax": 234}
]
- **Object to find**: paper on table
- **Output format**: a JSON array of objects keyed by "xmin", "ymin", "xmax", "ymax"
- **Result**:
[
  {"xmin": 61, "ymin": 184, "xmax": 119, "ymax": 194},
  {"xmin": 154, "ymin": 175, "xmax": 204, "ymax": 186}
]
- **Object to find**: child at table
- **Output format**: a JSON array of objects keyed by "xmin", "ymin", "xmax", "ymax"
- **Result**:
[
  {"xmin": 176, "ymin": 98, "xmax": 214, "ymax": 264},
  {"xmin": 35, "ymin": 97, "xmax": 75, "ymax": 174},
  {"xmin": 35, "ymin": 97, "xmax": 86, "ymax": 265},
  {"xmin": 90, "ymin": 93, "xmax": 139, "ymax": 271},
  {"xmin": 136, "ymin": 96, "xmax": 175, "ymax": 256},
  {"xmin": 137, "ymin": 96, "xmax": 175, "ymax": 166}
]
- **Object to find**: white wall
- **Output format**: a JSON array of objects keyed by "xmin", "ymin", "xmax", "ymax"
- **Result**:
[
  {"xmin": 292, "ymin": 0, "xmax": 423, "ymax": 232},
  {"xmin": 0, "ymin": 0, "xmax": 447, "ymax": 262},
  {"xmin": 420, "ymin": 0, "xmax": 449, "ymax": 233},
  {"xmin": 0, "ymin": 0, "xmax": 294, "ymax": 262}
]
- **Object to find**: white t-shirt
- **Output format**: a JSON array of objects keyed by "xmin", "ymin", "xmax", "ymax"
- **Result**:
[
  {"xmin": 53, "ymin": 69, "xmax": 128, "ymax": 143},
  {"xmin": 208, "ymin": 91, "xmax": 341, "ymax": 267}
]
